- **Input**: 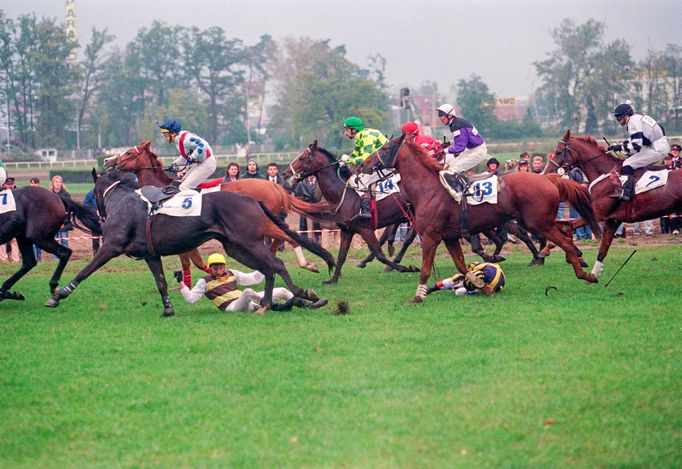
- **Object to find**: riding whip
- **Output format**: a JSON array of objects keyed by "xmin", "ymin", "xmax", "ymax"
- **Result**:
[{"xmin": 604, "ymin": 250, "xmax": 636, "ymax": 288}]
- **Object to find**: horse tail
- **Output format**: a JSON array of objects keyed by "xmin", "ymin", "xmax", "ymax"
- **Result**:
[
  {"xmin": 257, "ymin": 201, "xmax": 336, "ymax": 275},
  {"xmin": 62, "ymin": 198, "xmax": 103, "ymax": 236},
  {"xmin": 288, "ymin": 197, "xmax": 339, "ymax": 223},
  {"xmin": 546, "ymin": 174, "xmax": 602, "ymax": 239}
]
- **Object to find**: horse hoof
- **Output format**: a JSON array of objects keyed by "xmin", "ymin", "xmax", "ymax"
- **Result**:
[
  {"xmin": 383, "ymin": 265, "xmax": 395, "ymax": 273},
  {"xmin": 492, "ymin": 255, "xmax": 506, "ymax": 263},
  {"xmin": 579, "ymin": 258, "xmax": 589, "ymax": 268},
  {"xmin": 355, "ymin": 262, "xmax": 367, "ymax": 269},
  {"xmin": 529, "ymin": 258, "xmax": 545, "ymax": 266},
  {"xmin": 584, "ymin": 273, "xmax": 598, "ymax": 284},
  {"xmin": 44, "ymin": 298, "xmax": 59, "ymax": 308},
  {"xmin": 304, "ymin": 289, "xmax": 320, "ymax": 301},
  {"xmin": 302, "ymin": 263, "xmax": 319, "ymax": 273},
  {"xmin": 161, "ymin": 308, "xmax": 175, "ymax": 317},
  {"xmin": 387, "ymin": 246, "xmax": 396, "ymax": 257},
  {"xmin": 322, "ymin": 278, "xmax": 338, "ymax": 285},
  {"xmin": 409, "ymin": 266, "xmax": 420, "ymax": 273},
  {"xmin": 408, "ymin": 296, "xmax": 424, "ymax": 304}
]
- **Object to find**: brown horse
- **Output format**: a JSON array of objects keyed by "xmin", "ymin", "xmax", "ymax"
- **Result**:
[
  {"xmin": 546, "ymin": 130, "xmax": 682, "ymax": 279},
  {"xmin": 0, "ymin": 186, "xmax": 101, "ymax": 302},
  {"xmin": 358, "ymin": 135, "xmax": 602, "ymax": 302},
  {"xmin": 282, "ymin": 141, "xmax": 420, "ymax": 284},
  {"xmin": 104, "ymin": 142, "xmax": 334, "ymax": 277}
]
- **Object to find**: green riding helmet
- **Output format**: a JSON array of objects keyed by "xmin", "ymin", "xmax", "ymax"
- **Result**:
[{"xmin": 343, "ymin": 116, "xmax": 364, "ymax": 131}]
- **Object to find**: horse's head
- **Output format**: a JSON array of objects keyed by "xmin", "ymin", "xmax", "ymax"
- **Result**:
[
  {"xmin": 546, "ymin": 129, "xmax": 616, "ymax": 177},
  {"xmin": 358, "ymin": 134, "xmax": 405, "ymax": 174},
  {"xmin": 93, "ymin": 169, "xmax": 138, "ymax": 220},
  {"xmin": 104, "ymin": 141, "xmax": 154, "ymax": 171},
  {"xmin": 284, "ymin": 140, "xmax": 339, "ymax": 181}
]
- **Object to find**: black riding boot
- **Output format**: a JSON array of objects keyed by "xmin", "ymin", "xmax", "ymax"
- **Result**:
[
  {"xmin": 609, "ymin": 175, "xmax": 634, "ymax": 201},
  {"xmin": 444, "ymin": 171, "xmax": 466, "ymax": 192},
  {"xmin": 162, "ymin": 180, "xmax": 181, "ymax": 195},
  {"xmin": 350, "ymin": 195, "xmax": 371, "ymax": 221}
]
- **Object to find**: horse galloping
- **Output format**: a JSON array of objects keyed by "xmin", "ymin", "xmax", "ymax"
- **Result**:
[
  {"xmin": 282, "ymin": 141, "xmax": 420, "ymax": 284},
  {"xmin": 0, "ymin": 186, "xmax": 101, "ymax": 302},
  {"xmin": 104, "ymin": 141, "xmax": 334, "ymax": 276},
  {"xmin": 358, "ymin": 135, "xmax": 602, "ymax": 302},
  {"xmin": 44, "ymin": 170, "xmax": 334, "ymax": 316},
  {"xmin": 546, "ymin": 130, "xmax": 682, "ymax": 279}
]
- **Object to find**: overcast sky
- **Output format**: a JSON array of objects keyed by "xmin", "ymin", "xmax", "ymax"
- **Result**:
[{"xmin": 3, "ymin": 0, "xmax": 681, "ymax": 99}]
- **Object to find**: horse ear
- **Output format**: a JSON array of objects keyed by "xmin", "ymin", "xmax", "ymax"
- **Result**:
[
  {"xmin": 92, "ymin": 168, "xmax": 98, "ymax": 183},
  {"xmin": 563, "ymin": 129, "xmax": 571, "ymax": 141},
  {"xmin": 142, "ymin": 141, "xmax": 152, "ymax": 149},
  {"xmin": 311, "ymin": 140, "xmax": 318, "ymax": 151}
]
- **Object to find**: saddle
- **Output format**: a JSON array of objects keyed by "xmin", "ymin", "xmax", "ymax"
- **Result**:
[{"xmin": 140, "ymin": 186, "xmax": 176, "ymax": 204}]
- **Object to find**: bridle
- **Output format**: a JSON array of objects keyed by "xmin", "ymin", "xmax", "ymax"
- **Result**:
[
  {"xmin": 547, "ymin": 138, "xmax": 612, "ymax": 175},
  {"xmin": 288, "ymin": 145, "xmax": 341, "ymax": 181}
]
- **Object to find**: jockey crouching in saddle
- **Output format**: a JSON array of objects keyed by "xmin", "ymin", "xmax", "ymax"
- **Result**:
[
  {"xmin": 159, "ymin": 118, "xmax": 217, "ymax": 195},
  {"xmin": 436, "ymin": 103, "xmax": 491, "ymax": 197},
  {"xmin": 176, "ymin": 253, "xmax": 328, "ymax": 314},
  {"xmin": 339, "ymin": 116, "xmax": 388, "ymax": 221},
  {"xmin": 607, "ymin": 101, "xmax": 669, "ymax": 201}
]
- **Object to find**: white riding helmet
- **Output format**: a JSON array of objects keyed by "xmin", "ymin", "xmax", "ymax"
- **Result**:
[{"xmin": 436, "ymin": 103, "xmax": 456, "ymax": 118}]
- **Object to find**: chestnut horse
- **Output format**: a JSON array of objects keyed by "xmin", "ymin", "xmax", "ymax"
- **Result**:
[
  {"xmin": 104, "ymin": 142, "xmax": 334, "ymax": 278},
  {"xmin": 282, "ymin": 141, "xmax": 419, "ymax": 284},
  {"xmin": 358, "ymin": 135, "xmax": 602, "ymax": 302},
  {"xmin": 546, "ymin": 130, "xmax": 682, "ymax": 279}
]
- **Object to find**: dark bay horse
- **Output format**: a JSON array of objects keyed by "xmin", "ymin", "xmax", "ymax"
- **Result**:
[
  {"xmin": 104, "ymin": 141, "xmax": 334, "ymax": 276},
  {"xmin": 0, "ymin": 186, "xmax": 101, "ymax": 302},
  {"xmin": 44, "ymin": 170, "xmax": 333, "ymax": 316},
  {"xmin": 358, "ymin": 135, "xmax": 602, "ymax": 302},
  {"xmin": 282, "ymin": 141, "xmax": 420, "ymax": 284},
  {"xmin": 546, "ymin": 130, "xmax": 682, "ymax": 279}
]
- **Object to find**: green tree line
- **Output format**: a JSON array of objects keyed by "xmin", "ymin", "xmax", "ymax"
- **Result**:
[{"xmin": 0, "ymin": 10, "xmax": 679, "ymax": 160}]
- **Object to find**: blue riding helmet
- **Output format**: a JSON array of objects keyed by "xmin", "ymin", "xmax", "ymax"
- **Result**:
[{"xmin": 159, "ymin": 118, "xmax": 182, "ymax": 133}]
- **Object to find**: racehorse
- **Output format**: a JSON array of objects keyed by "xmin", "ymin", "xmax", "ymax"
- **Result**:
[
  {"xmin": 0, "ymin": 186, "xmax": 101, "ymax": 302},
  {"xmin": 358, "ymin": 135, "xmax": 602, "ymax": 302},
  {"xmin": 104, "ymin": 141, "xmax": 333, "ymax": 276},
  {"xmin": 282, "ymin": 141, "xmax": 420, "ymax": 284},
  {"xmin": 44, "ymin": 170, "xmax": 334, "ymax": 316},
  {"xmin": 546, "ymin": 130, "xmax": 682, "ymax": 279}
]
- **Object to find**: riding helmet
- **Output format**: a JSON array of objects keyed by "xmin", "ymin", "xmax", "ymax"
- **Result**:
[
  {"xmin": 159, "ymin": 118, "xmax": 182, "ymax": 133},
  {"xmin": 207, "ymin": 253, "xmax": 227, "ymax": 266},
  {"xmin": 436, "ymin": 103, "xmax": 456, "ymax": 118},
  {"xmin": 343, "ymin": 116, "xmax": 364, "ymax": 131},
  {"xmin": 613, "ymin": 102, "xmax": 634, "ymax": 120}
]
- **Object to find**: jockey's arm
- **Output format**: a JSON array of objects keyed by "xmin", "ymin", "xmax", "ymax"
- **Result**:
[
  {"xmin": 180, "ymin": 278, "xmax": 207, "ymax": 303},
  {"xmin": 232, "ymin": 269, "xmax": 266, "ymax": 287}
]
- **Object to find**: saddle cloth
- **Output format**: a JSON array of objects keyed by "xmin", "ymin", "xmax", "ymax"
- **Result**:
[
  {"xmin": 439, "ymin": 174, "xmax": 499, "ymax": 205},
  {"xmin": 373, "ymin": 173, "xmax": 402, "ymax": 201},
  {"xmin": 136, "ymin": 189, "xmax": 203, "ymax": 216},
  {"xmin": 0, "ymin": 189, "xmax": 17, "ymax": 214},
  {"xmin": 589, "ymin": 169, "xmax": 670, "ymax": 195}
]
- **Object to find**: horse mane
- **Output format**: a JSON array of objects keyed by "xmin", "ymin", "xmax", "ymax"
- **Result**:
[
  {"xmin": 316, "ymin": 146, "xmax": 351, "ymax": 180},
  {"xmin": 388, "ymin": 137, "xmax": 441, "ymax": 174},
  {"xmin": 573, "ymin": 135, "xmax": 608, "ymax": 152},
  {"xmin": 143, "ymin": 147, "xmax": 165, "ymax": 170}
]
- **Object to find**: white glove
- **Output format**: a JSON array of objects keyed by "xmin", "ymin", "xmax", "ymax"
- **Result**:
[{"xmin": 340, "ymin": 154, "xmax": 350, "ymax": 165}]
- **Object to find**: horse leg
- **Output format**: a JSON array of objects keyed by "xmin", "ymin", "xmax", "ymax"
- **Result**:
[
  {"xmin": 532, "ymin": 224, "xmax": 596, "ymax": 283},
  {"xmin": 410, "ymin": 234, "xmax": 441, "ymax": 304},
  {"xmin": 292, "ymin": 244, "xmax": 319, "ymax": 273},
  {"xmin": 508, "ymin": 223, "xmax": 541, "ymax": 265},
  {"xmin": 484, "ymin": 229, "xmax": 507, "ymax": 263},
  {"xmin": 44, "ymin": 243, "xmax": 121, "ymax": 307},
  {"xmin": 358, "ymin": 228, "xmax": 419, "ymax": 273},
  {"xmin": 0, "ymin": 236, "xmax": 37, "ymax": 301},
  {"xmin": 443, "ymin": 237, "xmax": 469, "ymax": 274},
  {"xmin": 468, "ymin": 233, "xmax": 491, "ymax": 262},
  {"xmin": 384, "ymin": 225, "xmax": 419, "ymax": 272},
  {"xmin": 29, "ymin": 235, "xmax": 73, "ymax": 294},
  {"xmin": 356, "ymin": 225, "xmax": 391, "ymax": 268},
  {"xmin": 324, "ymin": 228, "xmax": 354, "ymax": 285},
  {"xmin": 386, "ymin": 223, "xmax": 398, "ymax": 257},
  {"xmin": 144, "ymin": 255, "xmax": 175, "ymax": 317},
  {"xmin": 591, "ymin": 220, "xmax": 619, "ymax": 280}
]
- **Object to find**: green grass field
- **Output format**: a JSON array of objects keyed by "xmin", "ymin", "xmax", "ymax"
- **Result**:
[{"xmin": 1, "ymin": 244, "xmax": 680, "ymax": 467}]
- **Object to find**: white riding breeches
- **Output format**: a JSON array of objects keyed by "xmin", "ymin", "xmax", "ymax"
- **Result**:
[
  {"xmin": 442, "ymin": 143, "xmax": 490, "ymax": 174},
  {"xmin": 225, "ymin": 287, "xmax": 293, "ymax": 312},
  {"xmin": 623, "ymin": 138, "xmax": 670, "ymax": 170},
  {"xmin": 347, "ymin": 171, "xmax": 382, "ymax": 192},
  {"xmin": 179, "ymin": 157, "xmax": 217, "ymax": 191}
]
